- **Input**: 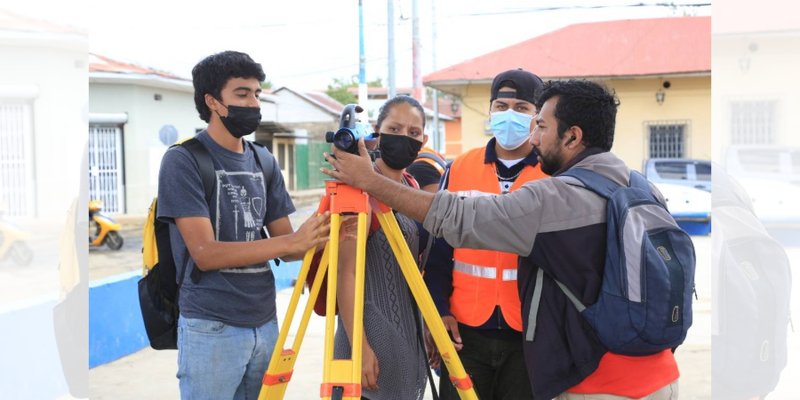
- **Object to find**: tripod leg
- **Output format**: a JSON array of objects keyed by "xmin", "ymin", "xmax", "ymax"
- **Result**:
[
  {"xmin": 259, "ymin": 244, "xmax": 332, "ymax": 400},
  {"xmin": 375, "ymin": 211, "xmax": 479, "ymax": 400},
  {"xmin": 321, "ymin": 212, "xmax": 369, "ymax": 400}
]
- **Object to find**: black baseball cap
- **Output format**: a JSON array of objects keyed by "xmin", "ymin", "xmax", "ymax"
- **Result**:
[{"xmin": 490, "ymin": 68, "xmax": 544, "ymax": 105}]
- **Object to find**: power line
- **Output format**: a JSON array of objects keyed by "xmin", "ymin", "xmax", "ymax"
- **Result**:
[{"xmin": 447, "ymin": 2, "xmax": 711, "ymax": 17}]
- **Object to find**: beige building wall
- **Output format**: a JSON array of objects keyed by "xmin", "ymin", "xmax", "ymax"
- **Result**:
[
  {"xmin": 608, "ymin": 76, "xmax": 711, "ymax": 172},
  {"xmin": 456, "ymin": 76, "xmax": 711, "ymax": 171},
  {"xmin": 458, "ymin": 85, "xmax": 495, "ymax": 154},
  {"xmin": 712, "ymin": 33, "xmax": 800, "ymax": 162}
]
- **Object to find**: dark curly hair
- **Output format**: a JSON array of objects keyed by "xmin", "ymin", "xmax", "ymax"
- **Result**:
[
  {"xmin": 375, "ymin": 95, "xmax": 426, "ymax": 132},
  {"xmin": 534, "ymin": 80, "xmax": 620, "ymax": 151},
  {"xmin": 192, "ymin": 51, "xmax": 266, "ymax": 123}
]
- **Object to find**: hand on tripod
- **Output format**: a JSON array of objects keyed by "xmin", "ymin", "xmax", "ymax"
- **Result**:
[
  {"xmin": 425, "ymin": 316, "xmax": 463, "ymax": 369},
  {"xmin": 258, "ymin": 181, "xmax": 479, "ymax": 400},
  {"xmin": 286, "ymin": 212, "xmax": 331, "ymax": 259}
]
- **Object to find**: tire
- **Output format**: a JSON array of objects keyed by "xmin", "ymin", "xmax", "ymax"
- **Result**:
[
  {"xmin": 105, "ymin": 231, "xmax": 124, "ymax": 250},
  {"xmin": 10, "ymin": 242, "xmax": 33, "ymax": 266}
]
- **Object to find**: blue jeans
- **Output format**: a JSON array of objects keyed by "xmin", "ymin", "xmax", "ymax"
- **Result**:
[{"xmin": 177, "ymin": 316, "xmax": 279, "ymax": 400}]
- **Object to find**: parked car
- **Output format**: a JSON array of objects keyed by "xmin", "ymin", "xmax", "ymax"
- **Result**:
[
  {"xmin": 642, "ymin": 158, "xmax": 711, "ymax": 192},
  {"xmin": 724, "ymin": 145, "xmax": 800, "ymax": 229},
  {"xmin": 642, "ymin": 158, "xmax": 711, "ymax": 235}
]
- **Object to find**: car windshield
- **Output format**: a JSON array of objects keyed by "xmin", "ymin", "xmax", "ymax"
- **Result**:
[
  {"xmin": 737, "ymin": 148, "xmax": 800, "ymax": 175},
  {"xmin": 652, "ymin": 160, "xmax": 711, "ymax": 182},
  {"xmin": 695, "ymin": 162, "xmax": 711, "ymax": 181},
  {"xmin": 655, "ymin": 161, "xmax": 690, "ymax": 180}
]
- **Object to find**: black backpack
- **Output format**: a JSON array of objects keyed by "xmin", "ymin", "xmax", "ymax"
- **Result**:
[{"xmin": 137, "ymin": 138, "xmax": 275, "ymax": 350}]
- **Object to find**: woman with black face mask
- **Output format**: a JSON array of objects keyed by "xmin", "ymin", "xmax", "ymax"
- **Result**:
[{"xmin": 333, "ymin": 96, "xmax": 430, "ymax": 400}]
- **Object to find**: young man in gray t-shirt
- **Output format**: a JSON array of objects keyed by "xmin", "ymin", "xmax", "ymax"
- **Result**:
[{"xmin": 157, "ymin": 51, "xmax": 329, "ymax": 400}]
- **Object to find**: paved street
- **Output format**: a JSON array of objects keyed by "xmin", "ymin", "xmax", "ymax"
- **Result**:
[{"xmin": 88, "ymin": 210, "xmax": 718, "ymax": 399}]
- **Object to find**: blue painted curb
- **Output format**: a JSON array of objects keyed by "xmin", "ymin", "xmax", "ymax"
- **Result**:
[
  {"xmin": 89, "ymin": 259, "xmax": 300, "ymax": 368},
  {"xmin": 0, "ymin": 297, "xmax": 70, "ymax": 398}
]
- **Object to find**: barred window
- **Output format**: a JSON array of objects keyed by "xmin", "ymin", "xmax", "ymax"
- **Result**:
[
  {"xmin": 0, "ymin": 102, "xmax": 34, "ymax": 217},
  {"xmin": 730, "ymin": 100, "xmax": 776, "ymax": 145},
  {"xmin": 648, "ymin": 123, "xmax": 686, "ymax": 158}
]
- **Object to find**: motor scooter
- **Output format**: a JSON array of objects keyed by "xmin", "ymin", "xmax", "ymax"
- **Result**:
[
  {"xmin": 89, "ymin": 200, "xmax": 124, "ymax": 250},
  {"xmin": 0, "ymin": 209, "xmax": 33, "ymax": 266}
]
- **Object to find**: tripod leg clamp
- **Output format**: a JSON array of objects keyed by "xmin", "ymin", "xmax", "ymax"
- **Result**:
[
  {"xmin": 263, "ymin": 370, "xmax": 294, "ymax": 385},
  {"xmin": 320, "ymin": 383, "xmax": 361, "ymax": 398},
  {"xmin": 450, "ymin": 375, "xmax": 474, "ymax": 391}
]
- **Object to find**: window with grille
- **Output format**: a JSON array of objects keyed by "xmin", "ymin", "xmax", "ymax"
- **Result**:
[
  {"xmin": 0, "ymin": 102, "xmax": 34, "ymax": 217},
  {"xmin": 648, "ymin": 123, "xmax": 686, "ymax": 158},
  {"xmin": 730, "ymin": 100, "xmax": 776, "ymax": 145},
  {"xmin": 88, "ymin": 125, "xmax": 125, "ymax": 213}
]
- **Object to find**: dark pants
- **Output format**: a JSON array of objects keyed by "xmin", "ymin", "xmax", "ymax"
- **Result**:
[{"xmin": 439, "ymin": 326, "xmax": 533, "ymax": 400}]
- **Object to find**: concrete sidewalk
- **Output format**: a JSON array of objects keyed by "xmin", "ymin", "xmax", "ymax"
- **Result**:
[
  {"xmin": 88, "ymin": 287, "xmax": 438, "ymax": 400},
  {"xmin": 87, "ymin": 287, "xmax": 712, "ymax": 400},
  {"xmin": 88, "ymin": 237, "xmax": 716, "ymax": 399},
  {"xmin": 88, "ymin": 288, "xmax": 321, "ymax": 399}
]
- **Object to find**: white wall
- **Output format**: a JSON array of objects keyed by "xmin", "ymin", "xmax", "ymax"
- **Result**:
[
  {"xmin": 89, "ymin": 83, "xmax": 202, "ymax": 214},
  {"xmin": 273, "ymin": 90, "xmax": 335, "ymax": 123},
  {"xmin": 0, "ymin": 37, "xmax": 87, "ymax": 219},
  {"xmin": 712, "ymin": 33, "xmax": 800, "ymax": 161}
]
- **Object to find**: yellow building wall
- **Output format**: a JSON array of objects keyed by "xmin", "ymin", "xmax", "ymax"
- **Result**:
[
  {"xmin": 608, "ymin": 76, "xmax": 711, "ymax": 172},
  {"xmin": 456, "ymin": 76, "xmax": 711, "ymax": 172},
  {"xmin": 712, "ymin": 33, "xmax": 800, "ymax": 162},
  {"xmin": 458, "ymin": 85, "xmax": 495, "ymax": 154}
]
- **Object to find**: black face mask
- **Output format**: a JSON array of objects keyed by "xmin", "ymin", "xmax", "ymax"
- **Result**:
[
  {"xmin": 218, "ymin": 103, "xmax": 261, "ymax": 138},
  {"xmin": 378, "ymin": 133, "xmax": 423, "ymax": 170}
]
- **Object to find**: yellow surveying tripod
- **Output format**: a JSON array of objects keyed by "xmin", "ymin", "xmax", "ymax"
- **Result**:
[{"xmin": 258, "ymin": 180, "xmax": 478, "ymax": 400}]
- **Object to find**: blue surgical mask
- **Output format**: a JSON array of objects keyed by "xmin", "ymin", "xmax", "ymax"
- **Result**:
[{"xmin": 490, "ymin": 110, "xmax": 533, "ymax": 150}]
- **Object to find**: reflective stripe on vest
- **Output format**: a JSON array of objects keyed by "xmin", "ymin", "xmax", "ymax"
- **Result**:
[
  {"xmin": 454, "ymin": 260, "xmax": 517, "ymax": 281},
  {"xmin": 415, "ymin": 147, "xmax": 447, "ymax": 175}
]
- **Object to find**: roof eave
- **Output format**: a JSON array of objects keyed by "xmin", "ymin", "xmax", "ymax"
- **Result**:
[
  {"xmin": 274, "ymin": 86, "xmax": 340, "ymax": 116},
  {"xmin": 0, "ymin": 29, "xmax": 87, "ymax": 51},
  {"xmin": 425, "ymin": 71, "xmax": 710, "ymax": 95},
  {"xmin": 90, "ymin": 72, "xmax": 194, "ymax": 93}
]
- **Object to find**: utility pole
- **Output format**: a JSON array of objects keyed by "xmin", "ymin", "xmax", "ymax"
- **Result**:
[
  {"xmin": 411, "ymin": 0, "xmax": 422, "ymax": 103},
  {"xmin": 431, "ymin": 0, "xmax": 441, "ymax": 153},
  {"xmin": 358, "ymin": 0, "xmax": 367, "ymax": 107},
  {"xmin": 387, "ymin": 0, "xmax": 396, "ymax": 98}
]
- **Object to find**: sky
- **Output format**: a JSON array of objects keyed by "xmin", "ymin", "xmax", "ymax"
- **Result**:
[{"xmin": 8, "ymin": 0, "xmax": 709, "ymax": 91}]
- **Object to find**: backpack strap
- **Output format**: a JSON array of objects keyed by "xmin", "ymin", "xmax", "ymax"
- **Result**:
[
  {"xmin": 246, "ymin": 140, "xmax": 285, "ymax": 266},
  {"xmin": 528, "ymin": 168, "xmax": 621, "ymax": 342},
  {"xmin": 560, "ymin": 168, "xmax": 621, "ymax": 200},
  {"xmin": 526, "ymin": 269, "xmax": 589, "ymax": 342},
  {"xmin": 418, "ymin": 161, "xmax": 453, "ymax": 273},
  {"xmin": 247, "ymin": 140, "xmax": 275, "ymax": 184},
  {"xmin": 247, "ymin": 140, "xmax": 276, "ymax": 231},
  {"xmin": 178, "ymin": 138, "xmax": 216, "ymax": 284},
  {"xmin": 628, "ymin": 170, "xmax": 652, "ymax": 192},
  {"xmin": 180, "ymin": 138, "xmax": 215, "ymax": 205}
]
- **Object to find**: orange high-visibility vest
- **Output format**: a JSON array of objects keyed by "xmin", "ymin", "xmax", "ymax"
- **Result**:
[{"xmin": 447, "ymin": 147, "xmax": 547, "ymax": 331}]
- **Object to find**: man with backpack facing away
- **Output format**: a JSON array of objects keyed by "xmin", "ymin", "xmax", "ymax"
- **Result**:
[
  {"xmin": 323, "ymin": 79, "xmax": 693, "ymax": 399},
  {"xmin": 423, "ymin": 69, "xmax": 547, "ymax": 399},
  {"xmin": 158, "ymin": 50, "xmax": 329, "ymax": 400}
]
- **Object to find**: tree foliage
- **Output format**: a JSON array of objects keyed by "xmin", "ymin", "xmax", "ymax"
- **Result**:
[{"xmin": 325, "ymin": 76, "xmax": 382, "ymax": 105}]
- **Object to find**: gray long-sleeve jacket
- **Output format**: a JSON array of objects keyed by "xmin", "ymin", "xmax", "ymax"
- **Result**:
[{"xmin": 423, "ymin": 149, "xmax": 666, "ymax": 399}]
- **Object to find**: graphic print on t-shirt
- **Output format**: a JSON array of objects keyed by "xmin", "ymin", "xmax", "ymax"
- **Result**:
[{"xmin": 214, "ymin": 170, "xmax": 269, "ymax": 274}]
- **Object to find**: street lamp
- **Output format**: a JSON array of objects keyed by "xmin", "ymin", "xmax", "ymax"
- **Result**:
[{"xmin": 656, "ymin": 89, "xmax": 666, "ymax": 106}]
